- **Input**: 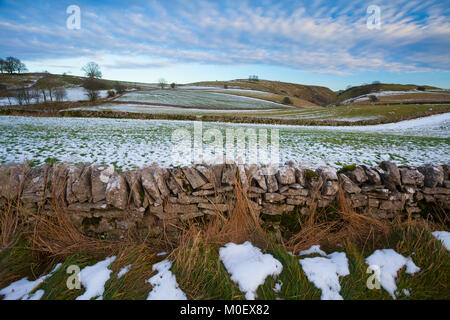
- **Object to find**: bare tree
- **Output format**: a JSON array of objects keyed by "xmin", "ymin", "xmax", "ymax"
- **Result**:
[
  {"xmin": 0, "ymin": 84, "xmax": 12, "ymax": 105},
  {"xmin": 82, "ymin": 62, "xmax": 102, "ymax": 79},
  {"xmin": 31, "ymin": 89, "xmax": 41, "ymax": 104},
  {"xmin": 0, "ymin": 58, "xmax": 4, "ymax": 73},
  {"xmin": 55, "ymin": 87, "xmax": 68, "ymax": 102},
  {"xmin": 37, "ymin": 76, "xmax": 59, "ymax": 103},
  {"xmin": 17, "ymin": 62, "xmax": 28, "ymax": 73},
  {"xmin": 114, "ymin": 81, "xmax": 126, "ymax": 94},
  {"xmin": 83, "ymin": 78, "xmax": 103, "ymax": 101},
  {"xmin": 158, "ymin": 78, "xmax": 167, "ymax": 89},
  {"xmin": 13, "ymin": 87, "xmax": 31, "ymax": 105}
]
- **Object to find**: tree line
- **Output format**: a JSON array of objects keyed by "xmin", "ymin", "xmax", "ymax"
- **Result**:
[
  {"xmin": 0, "ymin": 57, "xmax": 28, "ymax": 74},
  {"xmin": 0, "ymin": 61, "xmax": 128, "ymax": 105}
]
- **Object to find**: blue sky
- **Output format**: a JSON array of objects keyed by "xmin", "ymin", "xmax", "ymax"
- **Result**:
[{"xmin": 0, "ymin": 0, "xmax": 449, "ymax": 90}]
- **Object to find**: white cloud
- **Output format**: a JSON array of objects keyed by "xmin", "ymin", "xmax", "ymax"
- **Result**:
[{"xmin": 0, "ymin": 0, "xmax": 448, "ymax": 74}]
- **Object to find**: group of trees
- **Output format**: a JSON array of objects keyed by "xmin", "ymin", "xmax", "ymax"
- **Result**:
[
  {"xmin": 158, "ymin": 78, "xmax": 176, "ymax": 89},
  {"xmin": 1, "ymin": 60, "xmax": 131, "ymax": 105},
  {"xmin": 80, "ymin": 62, "xmax": 127, "ymax": 101},
  {"xmin": 10, "ymin": 76, "xmax": 68, "ymax": 106},
  {"xmin": 0, "ymin": 57, "xmax": 28, "ymax": 74}
]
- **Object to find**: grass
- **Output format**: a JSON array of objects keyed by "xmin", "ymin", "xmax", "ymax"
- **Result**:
[
  {"xmin": 1, "ymin": 112, "xmax": 448, "ymax": 171},
  {"xmin": 336, "ymin": 83, "xmax": 441, "ymax": 103},
  {"xmin": 0, "ymin": 170, "xmax": 448, "ymax": 300},
  {"xmin": 115, "ymin": 89, "xmax": 292, "ymax": 110},
  {"xmin": 191, "ymin": 79, "xmax": 337, "ymax": 106}
]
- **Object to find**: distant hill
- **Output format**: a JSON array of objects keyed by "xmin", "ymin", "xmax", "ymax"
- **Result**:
[
  {"xmin": 190, "ymin": 79, "xmax": 337, "ymax": 107},
  {"xmin": 336, "ymin": 83, "xmax": 442, "ymax": 104},
  {"xmin": 0, "ymin": 72, "xmax": 151, "ymax": 91}
]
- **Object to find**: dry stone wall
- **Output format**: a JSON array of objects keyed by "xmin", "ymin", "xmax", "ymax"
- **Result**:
[{"xmin": 0, "ymin": 161, "xmax": 449, "ymax": 239}]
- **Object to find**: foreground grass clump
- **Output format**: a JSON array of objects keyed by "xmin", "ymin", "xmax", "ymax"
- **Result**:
[{"xmin": 0, "ymin": 176, "xmax": 448, "ymax": 300}]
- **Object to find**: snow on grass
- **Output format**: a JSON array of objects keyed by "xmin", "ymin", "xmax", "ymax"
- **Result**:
[
  {"xmin": 146, "ymin": 260, "xmax": 187, "ymax": 300},
  {"xmin": 298, "ymin": 247, "xmax": 350, "ymax": 300},
  {"xmin": 117, "ymin": 264, "xmax": 131, "ymax": 278},
  {"xmin": 341, "ymin": 90, "xmax": 438, "ymax": 105},
  {"xmin": 432, "ymin": 231, "xmax": 450, "ymax": 251},
  {"xmin": 365, "ymin": 249, "xmax": 420, "ymax": 299},
  {"xmin": 0, "ymin": 114, "xmax": 448, "ymax": 171},
  {"xmin": 67, "ymin": 103, "xmax": 276, "ymax": 115},
  {"xmin": 219, "ymin": 241, "xmax": 283, "ymax": 300},
  {"xmin": 298, "ymin": 245, "xmax": 327, "ymax": 256},
  {"xmin": 75, "ymin": 256, "xmax": 116, "ymax": 300},
  {"xmin": 274, "ymin": 280, "xmax": 283, "ymax": 293},
  {"xmin": 115, "ymin": 90, "xmax": 289, "ymax": 109},
  {"xmin": 0, "ymin": 263, "xmax": 62, "ymax": 300}
]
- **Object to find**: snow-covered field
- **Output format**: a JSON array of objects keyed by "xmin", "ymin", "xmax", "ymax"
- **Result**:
[
  {"xmin": 115, "ymin": 90, "xmax": 289, "ymax": 110},
  {"xmin": 0, "ymin": 114, "xmax": 448, "ymax": 170},
  {"xmin": 66, "ymin": 103, "xmax": 281, "ymax": 115},
  {"xmin": 341, "ymin": 90, "xmax": 450, "ymax": 105}
]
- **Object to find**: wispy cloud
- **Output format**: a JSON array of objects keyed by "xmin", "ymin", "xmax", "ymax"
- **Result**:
[{"xmin": 0, "ymin": 0, "xmax": 448, "ymax": 75}]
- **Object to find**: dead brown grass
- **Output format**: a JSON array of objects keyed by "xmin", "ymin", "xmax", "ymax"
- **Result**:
[
  {"xmin": 285, "ymin": 187, "xmax": 392, "ymax": 254},
  {"xmin": 0, "ymin": 166, "xmax": 28, "ymax": 251},
  {"xmin": 29, "ymin": 199, "xmax": 117, "ymax": 258},
  {"xmin": 0, "ymin": 201, "xmax": 22, "ymax": 251}
]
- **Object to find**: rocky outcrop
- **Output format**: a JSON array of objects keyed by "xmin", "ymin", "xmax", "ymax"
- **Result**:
[{"xmin": 0, "ymin": 161, "xmax": 448, "ymax": 239}]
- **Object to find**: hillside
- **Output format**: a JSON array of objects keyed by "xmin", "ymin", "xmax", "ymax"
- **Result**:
[
  {"xmin": 0, "ymin": 73, "xmax": 151, "ymax": 93},
  {"xmin": 336, "ymin": 83, "xmax": 442, "ymax": 104},
  {"xmin": 190, "ymin": 79, "xmax": 337, "ymax": 107}
]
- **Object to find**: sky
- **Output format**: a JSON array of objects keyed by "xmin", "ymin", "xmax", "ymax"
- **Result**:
[{"xmin": 0, "ymin": 0, "xmax": 449, "ymax": 91}]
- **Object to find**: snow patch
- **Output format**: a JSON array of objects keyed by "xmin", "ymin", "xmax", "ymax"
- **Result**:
[
  {"xmin": 0, "ymin": 263, "xmax": 61, "ymax": 300},
  {"xmin": 76, "ymin": 256, "xmax": 116, "ymax": 300},
  {"xmin": 298, "ymin": 245, "xmax": 327, "ymax": 256},
  {"xmin": 117, "ymin": 264, "xmax": 131, "ymax": 278},
  {"xmin": 146, "ymin": 260, "xmax": 187, "ymax": 300},
  {"xmin": 219, "ymin": 241, "xmax": 283, "ymax": 300},
  {"xmin": 432, "ymin": 231, "xmax": 450, "ymax": 251},
  {"xmin": 299, "ymin": 249, "xmax": 350, "ymax": 300},
  {"xmin": 274, "ymin": 280, "xmax": 283, "ymax": 293},
  {"xmin": 365, "ymin": 249, "xmax": 420, "ymax": 299}
]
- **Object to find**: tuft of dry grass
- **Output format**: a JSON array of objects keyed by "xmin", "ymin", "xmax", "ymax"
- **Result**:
[
  {"xmin": 0, "ymin": 200, "xmax": 22, "ymax": 251},
  {"xmin": 0, "ymin": 166, "xmax": 28, "ymax": 251},
  {"xmin": 285, "ymin": 187, "xmax": 392, "ymax": 254},
  {"xmin": 29, "ymin": 199, "xmax": 116, "ymax": 258}
]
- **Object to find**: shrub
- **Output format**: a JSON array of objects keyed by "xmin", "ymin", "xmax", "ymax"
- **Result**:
[
  {"xmin": 54, "ymin": 87, "xmax": 67, "ymax": 102},
  {"xmin": 83, "ymin": 78, "xmax": 104, "ymax": 102},
  {"xmin": 107, "ymin": 90, "xmax": 116, "ymax": 98},
  {"xmin": 114, "ymin": 82, "xmax": 126, "ymax": 94},
  {"xmin": 282, "ymin": 97, "xmax": 293, "ymax": 105},
  {"xmin": 368, "ymin": 95, "xmax": 378, "ymax": 102}
]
